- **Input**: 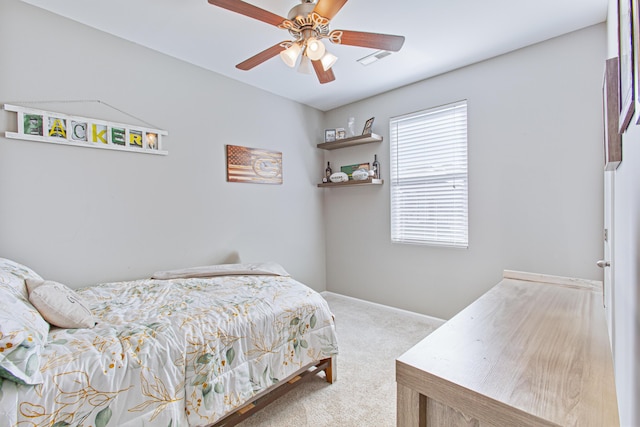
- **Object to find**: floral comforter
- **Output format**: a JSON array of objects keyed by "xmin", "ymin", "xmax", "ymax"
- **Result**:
[{"xmin": 0, "ymin": 274, "xmax": 338, "ymax": 426}]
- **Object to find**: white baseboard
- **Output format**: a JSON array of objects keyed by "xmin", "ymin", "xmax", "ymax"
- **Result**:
[{"xmin": 321, "ymin": 291, "xmax": 445, "ymax": 324}]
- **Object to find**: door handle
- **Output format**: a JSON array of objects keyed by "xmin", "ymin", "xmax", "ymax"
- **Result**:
[{"xmin": 596, "ymin": 260, "xmax": 610, "ymax": 268}]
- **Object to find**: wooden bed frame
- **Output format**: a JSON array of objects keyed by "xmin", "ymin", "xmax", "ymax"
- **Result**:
[{"xmin": 211, "ymin": 355, "xmax": 336, "ymax": 426}]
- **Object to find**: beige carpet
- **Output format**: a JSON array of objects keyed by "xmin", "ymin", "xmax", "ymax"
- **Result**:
[{"xmin": 238, "ymin": 292, "xmax": 444, "ymax": 426}]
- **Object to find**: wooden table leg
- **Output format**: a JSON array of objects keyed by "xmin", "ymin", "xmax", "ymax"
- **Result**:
[{"xmin": 397, "ymin": 383, "xmax": 426, "ymax": 427}]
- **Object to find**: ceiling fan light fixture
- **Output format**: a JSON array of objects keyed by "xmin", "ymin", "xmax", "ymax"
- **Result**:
[
  {"xmin": 280, "ymin": 42, "xmax": 302, "ymax": 68},
  {"xmin": 298, "ymin": 55, "xmax": 313, "ymax": 74},
  {"xmin": 320, "ymin": 51, "xmax": 338, "ymax": 71},
  {"xmin": 207, "ymin": 0, "xmax": 405, "ymax": 84},
  {"xmin": 306, "ymin": 37, "xmax": 326, "ymax": 61}
]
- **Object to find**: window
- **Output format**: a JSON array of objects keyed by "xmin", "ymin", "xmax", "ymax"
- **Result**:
[{"xmin": 390, "ymin": 100, "xmax": 468, "ymax": 248}]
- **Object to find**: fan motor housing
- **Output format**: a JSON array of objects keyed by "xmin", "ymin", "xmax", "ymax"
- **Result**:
[{"xmin": 288, "ymin": 2, "xmax": 315, "ymax": 21}]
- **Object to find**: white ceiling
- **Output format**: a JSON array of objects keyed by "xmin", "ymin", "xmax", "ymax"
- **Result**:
[{"xmin": 20, "ymin": 0, "xmax": 608, "ymax": 111}]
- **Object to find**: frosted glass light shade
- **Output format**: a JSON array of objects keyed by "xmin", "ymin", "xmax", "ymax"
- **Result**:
[
  {"xmin": 306, "ymin": 38, "xmax": 326, "ymax": 61},
  {"xmin": 298, "ymin": 55, "xmax": 313, "ymax": 74},
  {"xmin": 320, "ymin": 51, "xmax": 338, "ymax": 71},
  {"xmin": 280, "ymin": 43, "xmax": 302, "ymax": 68}
]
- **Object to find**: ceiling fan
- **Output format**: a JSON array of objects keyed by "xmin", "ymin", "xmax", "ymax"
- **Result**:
[{"xmin": 207, "ymin": 0, "xmax": 405, "ymax": 84}]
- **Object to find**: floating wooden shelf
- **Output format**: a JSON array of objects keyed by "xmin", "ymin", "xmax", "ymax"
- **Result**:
[
  {"xmin": 317, "ymin": 178, "xmax": 383, "ymax": 188},
  {"xmin": 317, "ymin": 133, "xmax": 383, "ymax": 150}
]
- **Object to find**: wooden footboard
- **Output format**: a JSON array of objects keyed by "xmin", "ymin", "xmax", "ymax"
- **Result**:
[{"xmin": 210, "ymin": 356, "xmax": 336, "ymax": 427}]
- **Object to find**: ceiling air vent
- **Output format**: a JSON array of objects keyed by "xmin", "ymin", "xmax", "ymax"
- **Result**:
[{"xmin": 357, "ymin": 50, "xmax": 392, "ymax": 66}]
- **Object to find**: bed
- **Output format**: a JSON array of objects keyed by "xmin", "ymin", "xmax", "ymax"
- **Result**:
[{"xmin": 0, "ymin": 257, "xmax": 338, "ymax": 426}]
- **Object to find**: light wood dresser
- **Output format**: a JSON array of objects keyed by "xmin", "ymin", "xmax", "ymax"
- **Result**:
[{"xmin": 396, "ymin": 271, "xmax": 619, "ymax": 427}]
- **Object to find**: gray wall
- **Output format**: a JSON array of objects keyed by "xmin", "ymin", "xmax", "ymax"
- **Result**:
[
  {"xmin": 0, "ymin": 0, "xmax": 327, "ymax": 290},
  {"xmin": 323, "ymin": 24, "xmax": 606, "ymax": 320}
]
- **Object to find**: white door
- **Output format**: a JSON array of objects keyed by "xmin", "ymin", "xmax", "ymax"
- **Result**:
[
  {"xmin": 600, "ymin": 57, "xmax": 619, "ymax": 349},
  {"xmin": 601, "ymin": 171, "xmax": 614, "ymax": 348}
]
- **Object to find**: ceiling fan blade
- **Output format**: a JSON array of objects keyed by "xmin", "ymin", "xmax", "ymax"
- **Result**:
[
  {"xmin": 333, "ymin": 30, "xmax": 405, "ymax": 52},
  {"xmin": 312, "ymin": 59, "xmax": 335, "ymax": 84},
  {"xmin": 313, "ymin": 0, "xmax": 348, "ymax": 20},
  {"xmin": 236, "ymin": 43, "xmax": 286, "ymax": 70},
  {"xmin": 208, "ymin": 0, "xmax": 286, "ymax": 27}
]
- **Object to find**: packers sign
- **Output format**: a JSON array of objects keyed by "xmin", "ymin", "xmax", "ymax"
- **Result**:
[{"xmin": 3, "ymin": 104, "xmax": 167, "ymax": 155}]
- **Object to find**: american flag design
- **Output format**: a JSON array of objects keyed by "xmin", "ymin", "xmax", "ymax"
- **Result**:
[{"xmin": 226, "ymin": 145, "xmax": 283, "ymax": 184}]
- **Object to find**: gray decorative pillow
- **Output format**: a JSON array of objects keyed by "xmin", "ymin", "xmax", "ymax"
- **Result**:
[{"xmin": 26, "ymin": 279, "xmax": 97, "ymax": 329}]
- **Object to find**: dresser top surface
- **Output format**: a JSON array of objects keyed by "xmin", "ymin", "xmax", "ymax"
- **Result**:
[{"xmin": 396, "ymin": 273, "xmax": 619, "ymax": 426}]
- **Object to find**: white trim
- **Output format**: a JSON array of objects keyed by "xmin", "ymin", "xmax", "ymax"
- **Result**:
[{"xmin": 321, "ymin": 291, "xmax": 445, "ymax": 323}]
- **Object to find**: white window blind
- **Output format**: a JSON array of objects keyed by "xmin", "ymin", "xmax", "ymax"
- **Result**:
[{"xmin": 390, "ymin": 100, "xmax": 468, "ymax": 247}]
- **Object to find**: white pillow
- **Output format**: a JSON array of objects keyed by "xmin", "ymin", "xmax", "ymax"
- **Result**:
[
  {"xmin": 26, "ymin": 279, "xmax": 97, "ymax": 329},
  {"xmin": 0, "ymin": 257, "xmax": 44, "ymax": 300}
]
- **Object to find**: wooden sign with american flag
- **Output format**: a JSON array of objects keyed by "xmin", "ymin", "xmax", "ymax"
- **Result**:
[{"xmin": 226, "ymin": 145, "xmax": 283, "ymax": 184}]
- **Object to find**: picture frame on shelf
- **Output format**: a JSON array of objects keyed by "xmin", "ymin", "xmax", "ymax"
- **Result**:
[
  {"xmin": 325, "ymin": 129, "xmax": 336, "ymax": 142},
  {"xmin": 336, "ymin": 128, "xmax": 346, "ymax": 139},
  {"xmin": 362, "ymin": 117, "xmax": 375, "ymax": 135},
  {"xmin": 618, "ymin": 0, "xmax": 634, "ymax": 132}
]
